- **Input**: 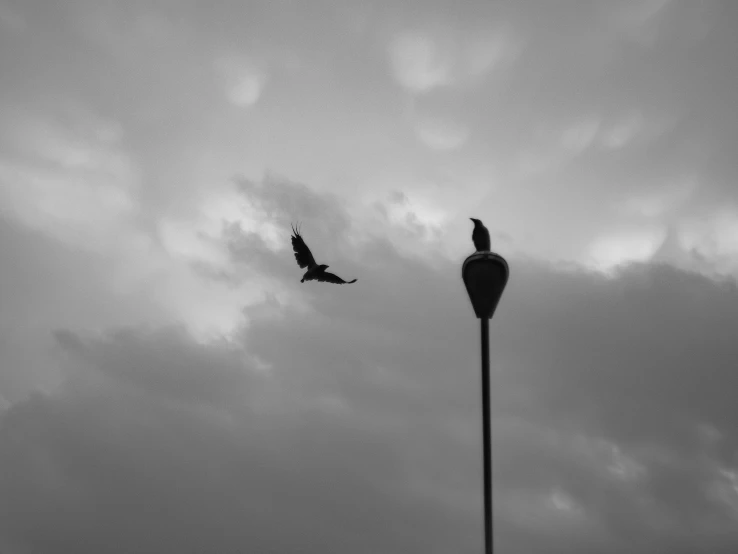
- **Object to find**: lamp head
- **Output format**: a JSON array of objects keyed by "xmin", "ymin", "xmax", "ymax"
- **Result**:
[{"xmin": 462, "ymin": 252, "xmax": 509, "ymax": 319}]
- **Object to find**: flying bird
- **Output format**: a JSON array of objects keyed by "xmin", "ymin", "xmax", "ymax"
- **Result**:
[
  {"xmin": 290, "ymin": 224, "xmax": 357, "ymax": 284},
  {"xmin": 470, "ymin": 218, "xmax": 491, "ymax": 252}
]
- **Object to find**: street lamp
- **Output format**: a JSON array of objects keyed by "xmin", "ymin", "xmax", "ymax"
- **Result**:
[{"xmin": 462, "ymin": 251, "xmax": 510, "ymax": 554}]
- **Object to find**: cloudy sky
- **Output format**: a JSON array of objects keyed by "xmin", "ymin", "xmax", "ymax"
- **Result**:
[{"xmin": 2, "ymin": 0, "xmax": 738, "ymax": 552}]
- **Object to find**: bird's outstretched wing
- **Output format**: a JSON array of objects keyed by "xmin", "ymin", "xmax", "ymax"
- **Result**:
[
  {"xmin": 291, "ymin": 223, "xmax": 317, "ymax": 269},
  {"xmin": 316, "ymin": 272, "xmax": 357, "ymax": 285}
]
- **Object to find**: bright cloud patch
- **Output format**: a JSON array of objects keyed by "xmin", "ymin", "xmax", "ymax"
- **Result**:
[
  {"xmin": 158, "ymin": 182, "xmax": 288, "ymax": 267},
  {"xmin": 215, "ymin": 57, "xmax": 268, "ymax": 107},
  {"xmin": 0, "ymin": 112, "xmax": 139, "ymax": 252},
  {"xmin": 388, "ymin": 31, "xmax": 453, "ymax": 93},
  {"xmin": 159, "ymin": 188, "xmax": 247, "ymax": 265},
  {"xmin": 153, "ymin": 185, "xmax": 291, "ymax": 340},
  {"xmin": 678, "ymin": 210, "xmax": 738, "ymax": 275},
  {"xmin": 158, "ymin": 219, "xmax": 228, "ymax": 267},
  {"xmin": 387, "ymin": 26, "xmax": 518, "ymax": 94},
  {"xmin": 588, "ymin": 226, "xmax": 667, "ymax": 272},
  {"xmin": 386, "ymin": 191, "xmax": 448, "ymax": 230},
  {"xmin": 619, "ymin": 179, "xmax": 696, "ymax": 218}
]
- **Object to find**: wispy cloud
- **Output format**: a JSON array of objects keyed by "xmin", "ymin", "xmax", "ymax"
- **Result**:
[{"xmin": 0, "ymin": 109, "xmax": 139, "ymax": 251}]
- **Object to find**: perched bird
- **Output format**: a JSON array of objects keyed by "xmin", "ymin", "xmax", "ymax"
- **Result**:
[
  {"xmin": 290, "ymin": 224, "xmax": 357, "ymax": 284},
  {"xmin": 470, "ymin": 218, "xmax": 491, "ymax": 252}
]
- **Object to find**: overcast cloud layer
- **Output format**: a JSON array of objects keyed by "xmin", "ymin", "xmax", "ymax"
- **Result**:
[{"xmin": 2, "ymin": 1, "xmax": 738, "ymax": 552}]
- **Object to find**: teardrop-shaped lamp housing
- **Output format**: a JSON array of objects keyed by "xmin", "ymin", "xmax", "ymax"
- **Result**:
[{"xmin": 462, "ymin": 252, "xmax": 510, "ymax": 319}]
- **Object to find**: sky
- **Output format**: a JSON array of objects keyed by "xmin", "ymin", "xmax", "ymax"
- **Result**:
[{"xmin": 1, "ymin": 0, "xmax": 738, "ymax": 552}]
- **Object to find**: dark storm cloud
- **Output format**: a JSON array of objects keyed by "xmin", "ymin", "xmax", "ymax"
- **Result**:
[
  {"xmin": 53, "ymin": 326, "xmax": 253, "ymax": 408},
  {"xmin": 0, "ymin": 328, "xmax": 476, "ymax": 554},
  {"xmin": 3, "ymin": 177, "xmax": 738, "ymax": 552},
  {"xmin": 216, "ymin": 176, "xmax": 738, "ymax": 546}
]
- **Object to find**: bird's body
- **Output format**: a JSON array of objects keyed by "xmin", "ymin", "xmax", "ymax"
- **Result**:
[
  {"xmin": 470, "ymin": 218, "xmax": 491, "ymax": 252},
  {"xmin": 290, "ymin": 224, "xmax": 357, "ymax": 284}
]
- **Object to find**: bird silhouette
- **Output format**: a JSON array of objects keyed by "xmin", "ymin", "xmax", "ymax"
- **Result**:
[
  {"xmin": 290, "ymin": 224, "xmax": 357, "ymax": 284},
  {"xmin": 470, "ymin": 218, "xmax": 491, "ymax": 252}
]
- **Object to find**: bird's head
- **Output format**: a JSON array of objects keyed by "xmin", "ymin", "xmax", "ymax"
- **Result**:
[
  {"xmin": 319, "ymin": 264, "xmax": 329, "ymax": 271},
  {"xmin": 470, "ymin": 218, "xmax": 480, "ymax": 225}
]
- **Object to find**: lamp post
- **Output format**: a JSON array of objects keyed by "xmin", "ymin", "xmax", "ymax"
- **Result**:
[{"xmin": 462, "ymin": 252, "xmax": 510, "ymax": 554}]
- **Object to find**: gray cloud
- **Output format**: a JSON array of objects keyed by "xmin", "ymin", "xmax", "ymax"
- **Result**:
[
  {"xmin": 4, "ymin": 0, "xmax": 737, "ymax": 261},
  {"xmin": 0, "ymin": 329, "xmax": 472, "ymax": 554},
  {"xmin": 3, "ymin": 178, "xmax": 738, "ymax": 552},
  {"xmin": 3, "ymin": 1, "xmax": 738, "ymax": 552}
]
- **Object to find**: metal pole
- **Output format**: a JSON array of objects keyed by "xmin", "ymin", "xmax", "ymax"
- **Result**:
[{"xmin": 480, "ymin": 316, "xmax": 492, "ymax": 554}]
